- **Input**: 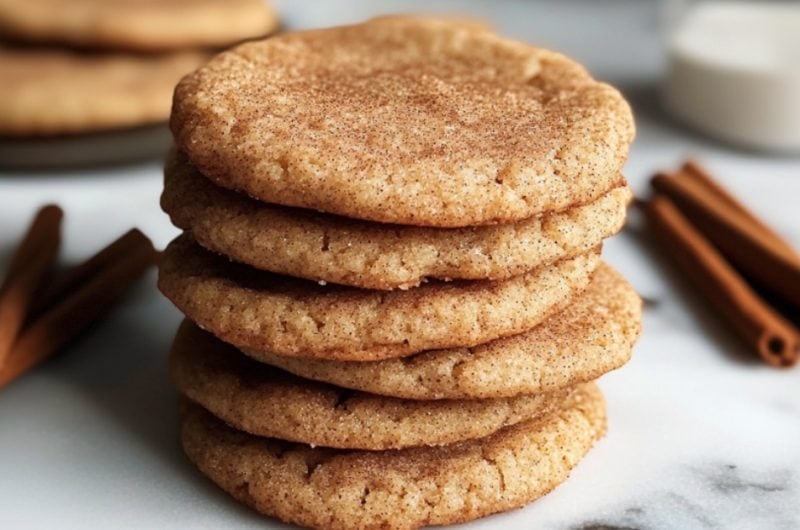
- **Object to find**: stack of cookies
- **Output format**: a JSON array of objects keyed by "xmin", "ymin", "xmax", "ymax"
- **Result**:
[
  {"xmin": 159, "ymin": 17, "xmax": 641, "ymax": 530},
  {"xmin": 0, "ymin": 0, "xmax": 278, "ymax": 140}
]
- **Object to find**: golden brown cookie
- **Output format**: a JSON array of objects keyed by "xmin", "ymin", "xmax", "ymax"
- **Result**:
[
  {"xmin": 162, "ymin": 149, "xmax": 631, "ymax": 289},
  {"xmin": 252, "ymin": 263, "xmax": 641, "ymax": 399},
  {"xmin": 158, "ymin": 235, "xmax": 600, "ymax": 361},
  {"xmin": 0, "ymin": 0, "xmax": 278, "ymax": 51},
  {"xmin": 0, "ymin": 46, "xmax": 207, "ymax": 136},
  {"xmin": 171, "ymin": 17, "xmax": 634, "ymax": 227},
  {"xmin": 181, "ymin": 383, "xmax": 606, "ymax": 530},
  {"xmin": 171, "ymin": 320, "xmax": 572, "ymax": 450}
]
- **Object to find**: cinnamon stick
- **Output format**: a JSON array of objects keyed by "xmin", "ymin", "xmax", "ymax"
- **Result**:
[
  {"xmin": 642, "ymin": 196, "xmax": 799, "ymax": 367},
  {"xmin": 0, "ymin": 205, "xmax": 62, "ymax": 368},
  {"xmin": 682, "ymin": 161, "xmax": 795, "ymax": 254},
  {"xmin": 29, "ymin": 228, "xmax": 150, "ymax": 318},
  {"xmin": 0, "ymin": 230, "xmax": 157, "ymax": 390},
  {"xmin": 651, "ymin": 162, "xmax": 800, "ymax": 310}
]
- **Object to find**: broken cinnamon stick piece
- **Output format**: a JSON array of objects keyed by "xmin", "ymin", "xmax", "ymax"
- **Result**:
[
  {"xmin": 642, "ymin": 196, "xmax": 799, "ymax": 367},
  {"xmin": 0, "ymin": 230, "xmax": 157, "ymax": 390},
  {"xmin": 29, "ymin": 228, "xmax": 151, "ymax": 319},
  {"xmin": 651, "ymin": 163, "xmax": 800, "ymax": 310},
  {"xmin": 0, "ymin": 205, "xmax": 62, "ymax": 368}
]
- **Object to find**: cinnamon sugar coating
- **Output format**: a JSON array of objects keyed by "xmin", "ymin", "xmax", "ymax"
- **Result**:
[
  {"xmin": 171, "ymin": 17, "xmax": 634, "ymax": 227},
  {"xmin": 162, "ymin": 149, "xmax": 631, "ymax": 289},
  {"xmin": 253, "ymin": 263, "xmax": 641, "ymax": 399},
  {"xmin": 180, "ymin": 383, "xmax": 606, "ymax": 530},
  {"xmin": 171, "ymin": 320, "xmax": 571, "ymax": 450},
  {"xmin": 160, "ymin": 14, "xmax": 636, "ymax": 530},
  {"xmin": 157, "ymin": 235, "xmax": 600, "ymax": 361}
]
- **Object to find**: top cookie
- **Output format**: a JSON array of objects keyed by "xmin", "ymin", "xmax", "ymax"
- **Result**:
[
  {"xmin": 0, "ymin": 0, "xmax": 278, "ymax": 51},
  {"xmin": 172, "ymin": 17, "xmax": 634, "ymax": 227}
]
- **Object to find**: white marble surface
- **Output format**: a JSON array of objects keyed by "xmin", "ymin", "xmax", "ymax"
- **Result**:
[{"xmin": 1, "ymin": 1, "xmax": 799, "ymax": 529}]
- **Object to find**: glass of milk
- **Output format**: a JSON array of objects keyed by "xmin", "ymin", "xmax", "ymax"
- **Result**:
[{"xmin": 664, "ymin": 0, "xmax": 800, "ymax": 152}]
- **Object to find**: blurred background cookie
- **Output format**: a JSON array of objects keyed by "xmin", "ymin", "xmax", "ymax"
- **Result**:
[
  {"xmin": 0, "ymin": 0, "xmax": 279, "ymax": 168},
  {"xmin": 0, "ymin": 46, "xmax": 207, "ymax": 136},
  {"xmin": 0, "ymin": 0, "xmax": 278, "ymax": 51}
]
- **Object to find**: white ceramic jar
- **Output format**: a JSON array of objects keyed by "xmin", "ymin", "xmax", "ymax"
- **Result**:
[{"xmin": 664, "ymin": 1, "xmax": 800, "ymax": 152}]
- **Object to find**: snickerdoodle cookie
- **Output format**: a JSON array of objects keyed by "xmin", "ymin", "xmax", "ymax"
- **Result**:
[
  {"xmin": 171, "ymin": 320, "xmax": 572, "ymax": 450},
  {"xmin": 171, "ymin": 17, "xmax": 634, "ymax": 227},
  {"xmin": 181, "ymin": 383, "xmax": 606, "ymax": 530},
  {"xmin": 158, "ymin": 235, "xmax": 600, "ymax": 361},
  {"xmin": 0, "ymin": 45, "xmax": 207, "ymax": 135},
  {"xmin": 0, "ymin": 0, "xmax": 278, "ymax": 51},
  {"xmin": 253, "ymin": 263, "xmax": 641, "ymax": 399},
  {"xmin": 162, "ymin": 149, "xmax": 631, "ymax": 289}
]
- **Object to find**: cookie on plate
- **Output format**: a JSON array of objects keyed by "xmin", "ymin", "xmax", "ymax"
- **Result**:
[
  {"xmin": 181, "ymin": 383, "xmax": 606, "ymax": 530},
  {"xmin": 0, "ymin": 0, "xmax": 278, "ymax": 51},
  {"xmin": 0, "ymin": 45, "xmax": 207, "ymax": 136}
]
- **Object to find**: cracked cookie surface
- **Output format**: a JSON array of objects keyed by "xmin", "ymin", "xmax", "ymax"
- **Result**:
[
  {"xmin": 180, "ymin": 382, "xmax": 606, "ymax": 530},
  {"xmin": 171, "ymin": 320, "xmax": 572, "ymax": 450},
  {"xmin": 163, "ymin": 149, "xmax": 631, "ymax": 290},
  {"xmin": 254, "ymin": 263, "xmax": 641, "ymax": 399},
  {"xmin": 158, "ymin": 234, "xmax": 600, "ymax": 361}
]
